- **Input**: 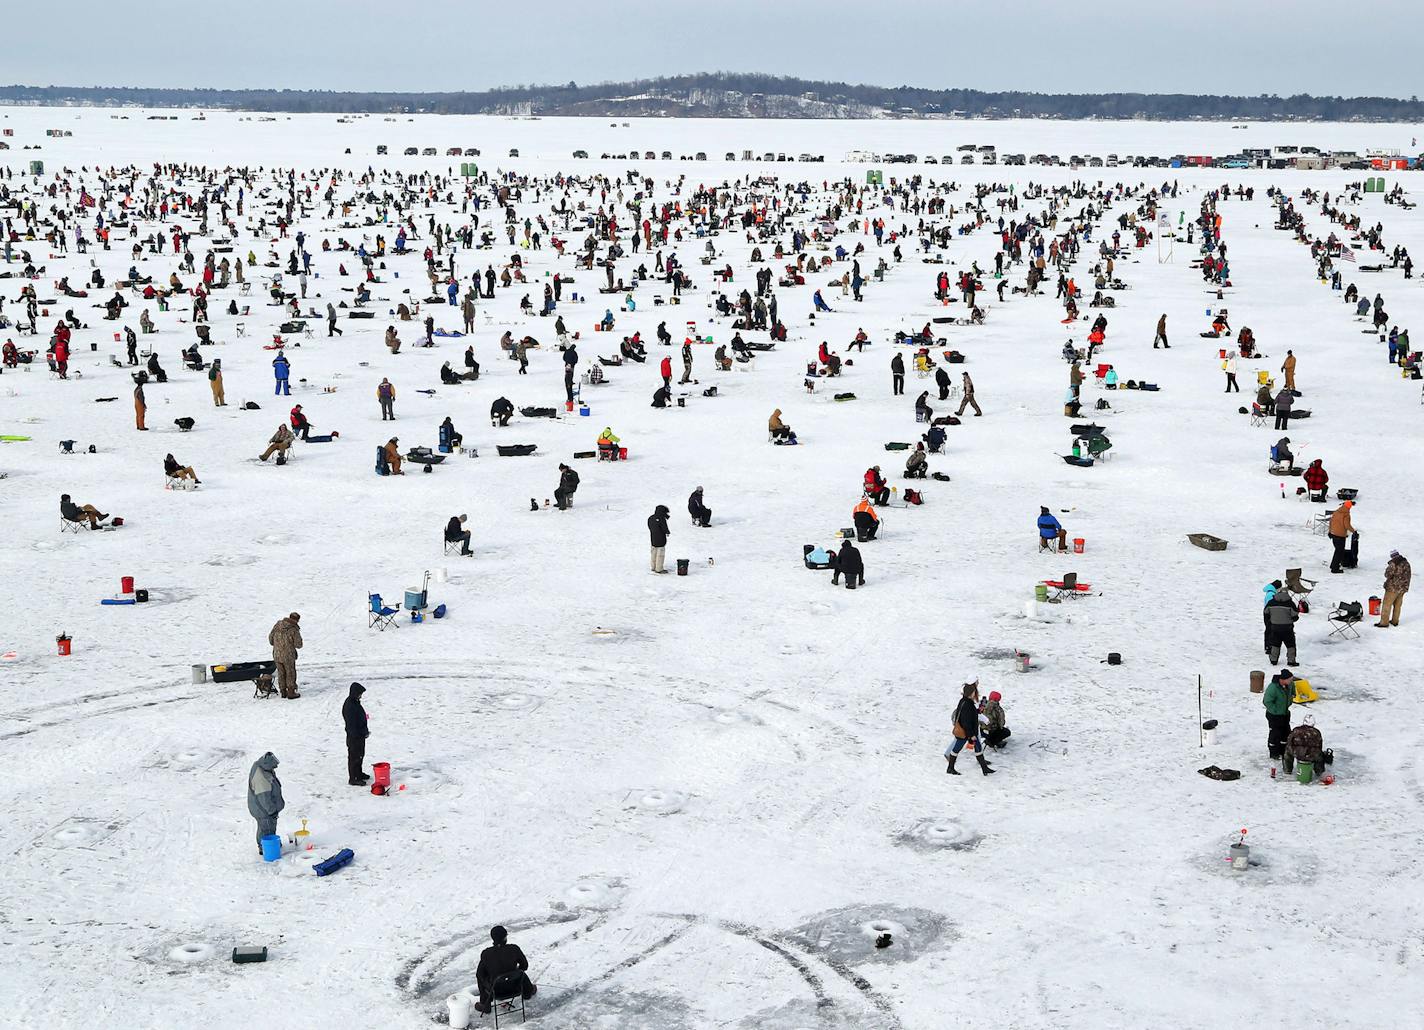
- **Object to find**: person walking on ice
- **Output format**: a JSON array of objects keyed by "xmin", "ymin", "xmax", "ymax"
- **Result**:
[
  {"xmin": 945, "ymin": 681, "xmax": 994, "ymax": 776},
  {"xmin": 955, "ymin": 371, "xmax": 982, "ymax": 416}
]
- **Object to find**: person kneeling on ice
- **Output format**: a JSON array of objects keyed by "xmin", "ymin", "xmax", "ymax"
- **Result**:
[
  {"xmin": 830, "ymin": 538, "xmax": 864, "ymax": 589},
  {"xmin": 1037, "ymin": 506, "xmax": 1067, "ymax": 552},
  {"xmin": 474, "ymin": 925, "xmax": 537, "ymax": 1015},
  {"xmin": 945, "ymin": 681, "xmax": 994, "ymax": 775},
  {"xmin": 246, "ymin": 751, "xmax": 285, "ymax": 853},
  {"xmin": 981, "ymin": 690, "xmax": 1011, "ymax": 749},
  {"xmin": 490, "ymin": 397, "xmax": 514, "ymax": 427},
  {"xmin": 904, "ymin": 443, "xmax": 928, "ymax": 479},
  {"xmin": 853, "ymin": 497, "xmax": 880, "ymax": 541},
  {"xmin": 1285, "ymin": 715, "xmax": 1330, "ymax": 777}
]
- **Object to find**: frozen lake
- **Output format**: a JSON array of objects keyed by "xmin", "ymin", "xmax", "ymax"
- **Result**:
[{"xmin": 2, "ymin": 107, "xmax": 1422, "ymax": 1029}]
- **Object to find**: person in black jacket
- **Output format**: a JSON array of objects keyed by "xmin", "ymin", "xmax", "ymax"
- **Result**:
[
  {"xmin": 688, "ymin": 487, "xmax": 711, "ymax": 527},
  {"xmin": 1264, "ymin": 589, "xmax": 1298, "ymax": 665},
  {"xmin": 831, "ymin": 539, "xmax": 863, "ymax": 589},
  {"xmin": 490, "ymin": 397, "xmax": 514, "ymax": 427},
  {"xmin": 555, "ymin": 464, "xmax": 579, "ymax": 510},
  {"xmin": 474, "ymin": 925, "xmax": 536, "ymax": 1014},
  {"xmin": 891, "ymin": 352, "xmax": 905, "ymax": 395},
  {"xmin": 648, "ymin": 504, "xmax": 670, "ymax": 573},
  {"xmin": 445, "ymin": 514, "xmax": 472, "ymax": 556},
  {"xmin": 342, "ymin": 683, "xmax": 369, "ymax": 785},
  {"xmin": 945, "ymin": 681, "xmax": 994, "ymax": 776},
  {"xmin": 935, "ymin": 365, "xmax": 951, "ymax": 401}
]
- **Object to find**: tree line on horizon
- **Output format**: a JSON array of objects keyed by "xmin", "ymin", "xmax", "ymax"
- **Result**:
[{"xmin": 2, "ymin": 74, "xmax": 1420, "ymax": 121}]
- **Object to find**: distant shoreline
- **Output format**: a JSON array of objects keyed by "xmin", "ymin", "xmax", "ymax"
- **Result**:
[{"xmin": 1, "ymin": 75, "xmax": 1421, "ymax": 122}]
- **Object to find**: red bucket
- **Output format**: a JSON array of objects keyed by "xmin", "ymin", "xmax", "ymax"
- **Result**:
[
  {"xmin": 1369, "ymin": 596, "xmax": 1382, "ymax": 617},
  {"xmin": 121, "ymin": 575, "xmax": 135, "ymax": 594},
  {"xmin": 372, "ymin": 761, "xmax": 391, "ymax": 789},
  {"xmin": 57, "ymin": 635, "xmax": 71, "ymax": 656},
  {"xmin": 618, "ymin": 447, "xmax": 628, "ymax": 460},
  {"xmin": 1218, "ymin": 349, "xmax": 1227, "ymax": 359},
  {"xmin": 1073, "ymin": 538, "xmax": 1085, "ymax": 554}
]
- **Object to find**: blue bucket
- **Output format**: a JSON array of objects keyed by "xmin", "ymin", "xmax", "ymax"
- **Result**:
[{"xmin": 260, "ymin": 834, "xmax": 282, "ymax": 862}]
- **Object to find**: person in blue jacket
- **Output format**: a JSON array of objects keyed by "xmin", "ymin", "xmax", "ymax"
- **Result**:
[
  {"xmin": 1037, "ymin": 506, "xmax": 1067, "ymax": 552},
  {"xmin": 447, "ymin": 280, "xmax": 458, "ymax": 306},
  {"xmin": 272, "ymin": 353, "xmax": 291, "ymax": 395}
]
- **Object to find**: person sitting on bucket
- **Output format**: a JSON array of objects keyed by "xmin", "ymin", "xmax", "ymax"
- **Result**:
[
  {"xmin": 474, "ymin": 925, "xmax": 537, "ymax": 1015},
  {"xmin": 853, "ymin": 497, "xmax": 880, "ymax": 541},
  {"xmin": 863, "ymin": 465, "xmax": 890, "ymax": 505}
]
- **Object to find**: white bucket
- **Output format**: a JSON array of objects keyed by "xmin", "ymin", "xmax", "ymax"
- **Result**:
[
  {"xmin": 1229, "ymin": 843, "xmax": 1249, "ymax": 871},
  {"xmin": 1202, "ymin": 726, "xmax": 1218, "ymax": 746},
  {"xmin": 433, "ymin": 567, "xmax": 449, "ymax": 584},
  {"xmin": 1023, "ymin": 600, "xmax": 1038, "ymax": 619},
  {"xmin": 1016, "ymin": 654, "xmax": 1031, "ymax": 673},
  {"xmin": 446, "ymin": 992, "xmax": 472, "ymax": 1029},
  {"xmin": 191, "ymin": 664, "xmax": 207, "ymax": 684}
]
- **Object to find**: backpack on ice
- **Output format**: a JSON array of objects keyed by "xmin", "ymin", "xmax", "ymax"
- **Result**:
[{"xmin": 904, "ymin": 489, "xmax": 923, "ymax": 505}]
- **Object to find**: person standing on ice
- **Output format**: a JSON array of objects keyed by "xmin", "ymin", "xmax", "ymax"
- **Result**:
[
  {"xmin": 648, "ymin": 504, "xmax": 671, "ymax": 574},
  {"xmin": 246, "ymin": 752, "xmax": 285, "ymax": 853},
  {"xmin": 945, "ymin": 681, "xmax": 994, "ymax": 775},
  {"xmin": 1376, "ymin": 550, "xmax": 1411, "ymax": 628},
  {"xmin": 955, "ymin": 371, "xmax": 982, "ymax": 416},
  {"xmin": 343, "ymin": 683, "xmax": 370, "ymax": 786},
  {"xmin": 268, "ymin": 612, "xmax": 303, "ymax": 699},
  {"xmin": 659, "ymin": 353, "xmax": 672, "ymax": 392},
  {"xmin": 272, "ymin": 352, "xmax": 291, "ymax": 395},
  {"xmin": 891, "ymin": 352, "xmax": 905, "ymax": 395},
  {"xmin": 1153, "ymin": 313, "xmax": 1169, "ymax": 348},
  {"xmin": 378, "ymin": 377, "xmax": 396, "ymax": 420},
  {"xmin": 1282, "ymin": 350, "xmax": 1297, "ymax": 391},
  {"xmin": 1263, "ymin": 670, "xmax": 1294, "ymax": 759}
]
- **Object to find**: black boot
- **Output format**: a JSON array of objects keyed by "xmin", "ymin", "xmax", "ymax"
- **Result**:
[
  {"xmin": 977, "ymin": 754, "xmax": 995, "ymax": 775},
  {"xmin": 945, "ymin": 755, "xmax": 959, "ymax": 775}
]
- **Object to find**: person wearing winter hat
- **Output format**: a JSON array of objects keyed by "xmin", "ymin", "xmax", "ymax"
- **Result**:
[
  {"xmin": 1377, "ymin": 550, "xmax": 1411, "ymax": 627},
  {"xmin": 648, "ymin": 504, "xmax": 671, "ymax": 573},
  {"xmin": 981, "ymin": 690, "xmax": 1011, "ymax": 749},
  {"xmin": 1327, "ymin": 500, "xmax": 1355, "ymax": 573},
  {"xmin": 1263, "ymin": 669, "xmax": 1295, "ymax": 759},
  {"xmin": 474, "ymin": 925, "xmax": 537, "ymax": 1014},
  {"xmin": 945, "ymin": 681, "xmax": 994, "ymax": 776},
  {"xmin": 342, "ymin": 683, "xmax": 369, "ymax": 785}
]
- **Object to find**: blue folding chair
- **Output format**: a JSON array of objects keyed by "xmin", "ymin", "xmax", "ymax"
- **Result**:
[{"xmin": 368, "ymin": 593, "xmax": 400, "ymax": 631}]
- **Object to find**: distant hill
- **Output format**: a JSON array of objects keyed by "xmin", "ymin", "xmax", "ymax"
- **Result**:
[{"xmin": 3, "ymin": 74, "xmax": 1422, "ymax": 121}]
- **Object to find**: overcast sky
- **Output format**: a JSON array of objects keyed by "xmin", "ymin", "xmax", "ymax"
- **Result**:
[{"xmin": 6, "ymin": 0, "xmax": 1419, "ymax": 99}]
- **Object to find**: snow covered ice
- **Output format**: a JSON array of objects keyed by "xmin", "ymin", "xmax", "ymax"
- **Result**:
[{"xmin": 3, "ymin": 107, "xmax": 1424, "ymax": 1028}]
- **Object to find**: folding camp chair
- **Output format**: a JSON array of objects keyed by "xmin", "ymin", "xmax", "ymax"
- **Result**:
[
  {"xmin": 1284, "ymin": 568, "xmax": 1315, "ymax": 604},
  {"xmin": 489, "ymin": 971, "xmax": 529, "ymax": 1026},
  {"xmin": 368, "ymin": 593, "xmax": 400, "ymax": 631},
  {"xmin": 1249, "ymin": 403, "xmax": 1266, "ymax": 428},
  {"xmin": 1043, "ymin": 572, "xmax": 1092, "ymax": 601},
  {"xmin": 60, "ymin": 516, "xmax": 85, "ymax": 534},
  {"xmin": 1327, "ymin": 601, "xmax": 1363, "ymax": 640}
]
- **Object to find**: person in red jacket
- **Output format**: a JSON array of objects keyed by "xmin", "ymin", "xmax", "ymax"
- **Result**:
[
  {"xmin": 863, "ymin": 466, "xmax": 889, "ymax": 505},
  {"xmin": 659, "ymin": 354, "xmax": 672, "ymax": 390},
  {"xmin": 289, "ymin": 404, "xmax": 311, "ymax": 441},
  {"xmin": 1303, "ymin": 459, "xmax": 1329, "ymax": 501},
  {"xmin": 51, "ymin": 324, "xmax": 71, "ymax": 379}
]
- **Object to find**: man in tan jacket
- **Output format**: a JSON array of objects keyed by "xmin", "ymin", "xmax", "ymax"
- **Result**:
[
  {"xmin": 1282, "ymin": 349, "xmax": 1297, "ymax": 390},
  {"xmin": 269, "ymin": 612, "xmax": 303, "ymax": 699},
  {"xmin": 1327, "ymin": 500, "xmax": 1355, "ymax": 574},
  {"xmin": 1378, "ymin": 550, "xmax": 1411, "ymax": 627}
]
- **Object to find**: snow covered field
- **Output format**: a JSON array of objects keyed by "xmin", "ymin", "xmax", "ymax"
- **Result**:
[{"xmin": 3, "ymin": 107, "xmax": 1424, "ymax": 1029}]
